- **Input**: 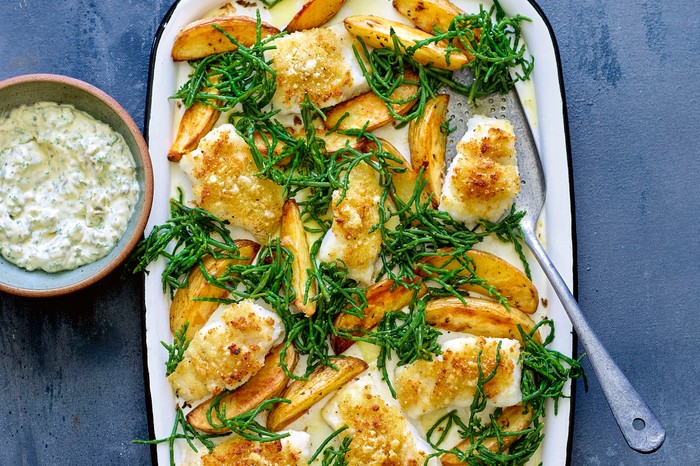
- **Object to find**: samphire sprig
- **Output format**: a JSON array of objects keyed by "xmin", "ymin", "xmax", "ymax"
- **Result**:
[
  {"xmin": 289, "ymin": 258, "xmax": 367, "ymax": 377},
  {"xmin": 335, "ymin": 294, "xmax": 443, "ymax": 398},
  {"xmin": 308, "ymin": 426, "xmax": 353, "ymax": 466},
  {"xmin": 133, "ymin": 406, "xmax": 227, "ymax": 466},
  {"xmin": 214, "ymin": 239, "xmax": 294, "ymax": 312},
  {"xmin": 374, "ymin": 296, "xmax": 442, "ymax": 397},
  {"xmin": 450, "ymin": 0, "xmax": 534, "ymax": 102},
  {"xmin": 520, "ymin": 319, "xmax": 587, "ymax": 413},
  {"xmin": 163, "ymin": 323, "xmax": 190, "ymax": 376},
  {"xmin": 123, "ymin": 189, "xmax": 245, "ymax": 296},
  {"xmin": 354, "ymin": 0, "xmax": 533, "ymax": 125},
  {"xmin": 426, "ymin": 408, "xmax": 544, "ymax": 465},
  {"xmin": 353, "ymin": 36, "xmax": 440, "ymax": 127},
  {"xmin": 204, "ymin": 396, "xmax": 290, "ymax": 442},
  {"xmin": 134, "ymin": 398, "xmax": 288, "ymax": 466},
  {"xmin": 377, "ymin": 175, "xmax": 530, "ymax": 291}
]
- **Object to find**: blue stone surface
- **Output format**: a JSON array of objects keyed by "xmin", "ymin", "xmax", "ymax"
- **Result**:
[{"xmin": 0, "ymin": 0, "xmax": 698, "ymax": 464}]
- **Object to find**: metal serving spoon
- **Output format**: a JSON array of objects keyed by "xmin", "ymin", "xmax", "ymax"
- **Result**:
[{"xmin": 443, "ymin": 83, "xmax": 666, "ymax": 454}]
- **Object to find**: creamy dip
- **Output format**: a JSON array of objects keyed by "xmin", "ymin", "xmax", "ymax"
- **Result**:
[{"xmin": 0, "ymin": 102, "xmax": 140, "ymax": 272}]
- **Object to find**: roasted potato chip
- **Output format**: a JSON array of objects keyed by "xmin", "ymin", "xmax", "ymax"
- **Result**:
[
  {"xmin": 418, "ymin": 248, "xmax": 539, "ymax": 313},
  {"xmin": 324, "ymin": 69, "xmax": 420, "ymax": 132},
  {"xmin": 441, "ymin": 404, "xmax": 534, "ymax": 465},
  {"xmin": 169, "ymin": 240, "xmax": 260, "ymax": 339},
  {"xmin": 366, "ymin": 138, "xmax": 424, "ymax": 209},
  {"xmin": 331, "ymin": 278, "xmax": 427, "ymax": 355},
  {"xmin": 408, "ymin": 94, "xmax": 450, "ymax": 206},
  {"xmin": 280, "ymin": 199, "xmax": 316, "ymax": 316},
  {"xmin": 172, "ymin": 16, "xmax": 280, "ymax": 61},
  {"xmin": 187, "ymin": 344, "xmax": 298, "ymax": 433},
  {"xmin": 393, "ymin": 0, "xmax": 481, "ymax": 50},
  {"xmin": 168, "ymin": 75, "xmax": 221, "ymax": 162},
  {"xmin": 344, "ymin": 15, "xmax": 471, "ymax": 70},
  {"xmin": 286, "ymin": 0, "xmax": 349, "ymax": 32},
  {"xmin": 424, "ymin": 296, "xmax": 541, "ymax": 343},
  {"xmin": 393, "ymin": 0, "xmax": 463, "ymax": 35},
  {"xmin": 267, "ymin": 357, "xmax": 368, "ymax": 431},
  {"xmin": 168, "ymin": 102, "xmax": 220, "ymax": 162}
]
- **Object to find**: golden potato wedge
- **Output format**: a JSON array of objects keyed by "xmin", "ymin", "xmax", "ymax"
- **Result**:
[
  {"xmin": 168, "ymin": 102, "xmax": 220, "ymax": 162},
  {"xmin": 408, "ymin": 94, "xmax": 449, "ymax": 206},
  {"xmin": 168, "ymin": 75, "xmax": 221, "ymax": 162},
  {"xmin": 280, "ymin": 199, "xmax": 316, "ymax": 317},
  {"xmin": 187, "ymin": 343, "xmax": 298, "ymax": 433},
  {"xmin": 424, "ymin": 296, "xmax": 541, "ymax": 344},
  {"xmin": 441, "ymin": 404, "xmax": 534, "ymax": 465},
  {"xmin": 366, "ymin": 138, "xmax": 422, "ymax": 209},
  {"xmin": 393, "ymin": 0, "xmax": 481, "ymax": 53},
  {"xmin": 316, "ymin": 129, "xmax": 368, "ymax": 154},
  {"xmin": 418, "ymin": 248, "xmax": 539, "ymax": 314},
  {"xmin": 172, "ymin": 16, "xmax": 280, "ymax": 61},
  {"xmin": 267, "ymin": 357, "xmax": 368, "ymax": 431},
  {"xmin": 324, "ymin": 69, "xmax": 420, "ymax": 132},
  {"xmin": 344, "ymin": 16, "xmax": 471, "ymax": 70},
  {"xmin": 169, "ymin": 240, "xmax": 260, "ymax": 340},
  {"xmin": 393, "ymin": 0, "xmax": 463, "ymax": 35},
  {"xmin": 286, "ymin": 0, "xmax": 349, "ymax": 32},
  {"xmin": 331, "ymin": 278, "xmax": 427, "ymax": 355}
]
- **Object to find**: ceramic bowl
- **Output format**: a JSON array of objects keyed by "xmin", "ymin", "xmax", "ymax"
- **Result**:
[{"xmin": 0, "ymin": 74, "xmax": 153, "ymax": 297}]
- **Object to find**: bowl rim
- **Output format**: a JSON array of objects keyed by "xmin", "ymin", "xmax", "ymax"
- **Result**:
[{"xmin": 0, "ymin": 73, "xmax": 154, "ymax": 297}]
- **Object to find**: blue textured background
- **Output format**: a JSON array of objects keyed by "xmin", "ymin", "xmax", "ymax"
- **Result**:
[{"xmin": 0, "ymin": 0, "xmax": 698, "ymax": 464}]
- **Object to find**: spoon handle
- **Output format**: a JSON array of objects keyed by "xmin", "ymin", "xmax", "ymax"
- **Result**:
[{"xmin": 521, "ymin": 226, "xmax": 665, "ymax": 453}]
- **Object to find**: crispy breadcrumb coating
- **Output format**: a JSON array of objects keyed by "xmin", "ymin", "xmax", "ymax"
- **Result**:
[
  {"xmin": 168, "ymin": 300, "xmax": 282, "ymax": 402},
  {"xmin": 318, "ymin": 161, "xmax": 383, "ymax": 285},
  {"xmin": 180, "ymin": 124, "xmax": 284, "ymax": 243},
  {"xmin": 440, "ymin": 116, "xmax": 519, "ymax": 226},
  {"xmin": 266, "ymin": 25, "xmax": 368, "ymax": 114},
  {"xmin": 323, "ymin": 375, "xmax": 431, "ymax": 466},
  {"xmin": 395, "ymin": 336, "xmax": 522, "ymax": 418},
  {"xmin": 198, "ymin": 431, "xmax": 310, "ymax": 466}
]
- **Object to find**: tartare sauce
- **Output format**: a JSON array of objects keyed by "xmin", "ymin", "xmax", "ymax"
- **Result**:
[{"xmin": 0, "ymin": 102, "xmax": 140, "ymax": 272}]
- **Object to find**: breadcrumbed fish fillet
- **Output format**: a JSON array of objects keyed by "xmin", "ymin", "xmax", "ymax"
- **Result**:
[
  {"xmin": 318, "ymin": 161, "xmax": 383, "ymax": 285},
  {"xmin": 168, "ymin": 300, "xmax": 282, "ymax": 402},
  {"xmin": 322, "ymin": 374, "xmax": 434, "ymax": 466},
  {"xmin": 266, "ymin": 24, "xmax": 369, "ymax": 114},
  {"xmin": 394, "ymin": 336, "xmax": 522, "ymax": 419},
  {"xmin": 190, "ymin": 430, "xmax": 310, "ymax": 466},
  {"xmin": 180, "ymin": 124, "xmax": 284, "ymax": 243},
  {"xmin": 439, "ymin": 115, "xmax": 519, "ymax": 226}
]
